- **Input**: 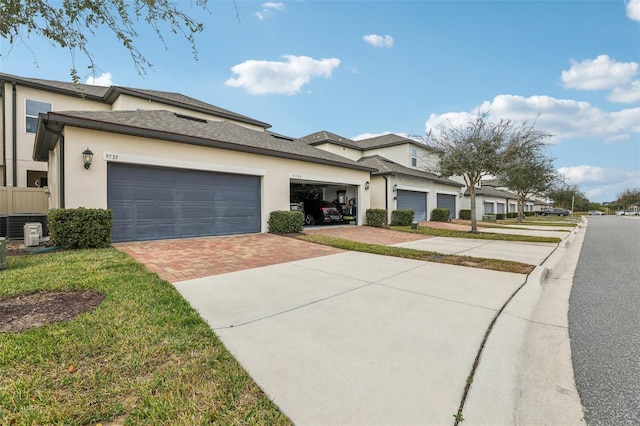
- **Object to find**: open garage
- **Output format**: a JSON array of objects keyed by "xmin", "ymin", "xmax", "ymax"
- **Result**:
[{"xmin": 290, "ymin": 181, "xmax": 359, "ymax": 226}]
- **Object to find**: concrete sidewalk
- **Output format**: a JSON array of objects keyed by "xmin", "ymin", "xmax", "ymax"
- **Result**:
[{"xmin": 172, "ymin": 223, "xmax": 586, "ymax": 425}]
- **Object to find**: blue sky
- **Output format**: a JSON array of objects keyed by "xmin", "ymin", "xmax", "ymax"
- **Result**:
[{"xmin": 2, "ymin": 0, "xmax": 639, "ymax": 202}]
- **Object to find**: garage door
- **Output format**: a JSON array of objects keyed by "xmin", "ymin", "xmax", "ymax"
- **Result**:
[
  {"xmin": 397, "ymin": 190, "xmax": 427, "ymax": 221},
  {"xmin": 484, "ymin": 202, "xmax": 494, "ymax": 214},
  {"xmin": 108, "ymin": 163, "xmax": 260, "ymax": 242},
  {"xmin": 436, "ymin": 194, "xmax": 456, "ymax": 220}
]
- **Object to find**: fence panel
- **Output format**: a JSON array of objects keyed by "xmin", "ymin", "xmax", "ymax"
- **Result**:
[{"xmin": 0, "ymin": 187, "xmax": 48, "ymax": 214}]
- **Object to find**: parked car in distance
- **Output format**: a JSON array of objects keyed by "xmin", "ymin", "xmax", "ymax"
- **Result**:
[
  {"xmin": 588, "ymin": 210, "xmax": 604, "ymax": 215},
  {"xmin": 538, "ymin": 208, "xmax": 571, "ymax": 217},
  {"xmin": 302, "ymin": 199, "xmax": 342, "ymax": 225},
  {"xmin": 616, "ymin": 210, "xmax": 639, "ymax": 216}
]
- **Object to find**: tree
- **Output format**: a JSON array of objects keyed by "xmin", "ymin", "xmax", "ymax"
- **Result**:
[
  {"xmin": 427, "ymin": 114, "xmax": 514, "ymax": 233},
  {"xmin": 615, "ymin": 187, "xmax": 640, "ymax": 211},
  {"xmin": 1, "ymin": 0, "xmax": 211, "ymax": 80},
  {"xmin": 547, "ymin": 184, "xmax": 586, "ymax": 210},
  {"xmin": 497, "ymin": 121, "xmax": 557, "ymax": 223}
]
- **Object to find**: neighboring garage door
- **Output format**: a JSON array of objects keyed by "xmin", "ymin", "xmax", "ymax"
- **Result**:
[
  {"xmin": 397, "ymin": 190, "xmax": 427, "ymax": 221},
  {"xmin": 108, "ymin": 163, "xmax": 260, "ymax": 242},
  {"xmin": 497, "ymin": 203, "xmax": 505, "ymax": 214},
  {"xmin": 436, "ymin": 194, "xmax": 456, "ymax": 220},
  {"xmin": 484, "ymin": 202, "xmax": 494, "ymax": 214}
]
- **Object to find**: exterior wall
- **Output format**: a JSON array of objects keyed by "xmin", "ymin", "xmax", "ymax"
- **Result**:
[
  {"xmin": 312, "ymin": 142, "xmax": 362, "ymax": 161},
  {"xmin": 1, "ymin": 82, "xmax": 109, "ymax": 186},
  {"xmin": 111, "ymin": 94, "xmax": 266, "ymax": 132},
  {"xmin": 51, "ymin": 127, "xmax": 371, "ymax": 232},
  {"xmin": 369, "ymin": 175, "xmax": 390, "ymax": 217},
  {"xmin": 364, "ymin": 144, "xmax": 409, "ymax": 166}
]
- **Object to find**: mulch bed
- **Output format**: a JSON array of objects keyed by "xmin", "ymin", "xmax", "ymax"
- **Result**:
[{"xmin": 0, "ymin": 290, "xmax": 105, "ymax": 333}]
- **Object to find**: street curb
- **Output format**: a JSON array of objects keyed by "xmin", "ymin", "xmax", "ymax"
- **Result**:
[{"xmin": 460, "ymin": 218, "xmax": 587, "ymax": 425}]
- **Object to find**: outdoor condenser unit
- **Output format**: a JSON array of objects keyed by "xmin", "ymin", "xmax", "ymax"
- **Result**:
[{"xmin": 23, "ymin": 223, "xmax": 43, "ymax": 247}]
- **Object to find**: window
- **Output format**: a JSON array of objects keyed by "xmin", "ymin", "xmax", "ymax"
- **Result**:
[
  {"xmin": 25, "ymin": 99, "xmax": 51, "ymax": 134},
  {"xmin": 411, "ymin": 148, "xmax": 417, "ymax": 167}
]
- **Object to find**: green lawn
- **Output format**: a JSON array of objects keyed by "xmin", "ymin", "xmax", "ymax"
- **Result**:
[
  {"xmin": 389, "ymin": 225, "xmax": 563, "ymax": 243},
  {"xmin": 297, "ymin": 234, "xmax": 535, "ymax": 274},
  {"xmin": 0, "ymin": 249, "xmax": 290, "ymax": 426}
]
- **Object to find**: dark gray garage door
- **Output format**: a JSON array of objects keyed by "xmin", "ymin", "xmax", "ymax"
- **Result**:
[
  {"xmin": 397, "ymin": 190, "xmax": 427, "ymax": 221},
  {"xmin": 108, "ymin": 163, "xmax": 260, "ymax": 242},
  {"xmin": 437, "ymin": 194, "xmax": 456, "ymax": 220}
]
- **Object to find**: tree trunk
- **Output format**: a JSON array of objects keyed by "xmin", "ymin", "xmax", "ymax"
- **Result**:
[
  {"xmin": 470, "ymin": 187, "xmax": 478, "ymax": 233},
  {"xmin": 517, "ymin": 194, "xmax": 525, "ymax": 223}
]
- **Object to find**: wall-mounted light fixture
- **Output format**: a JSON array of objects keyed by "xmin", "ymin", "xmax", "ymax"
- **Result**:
[
  {"xmin": 393, "ymin": 184, "xmax": 398, "ymax": 192},
  {"xmin": 459, "ymin": 191, "xmax": 464, "ymax": 198},
  {"xmin": 365, "ymin": 181, "xmax": 370, "ymax": 190},
  {"xmin": 82, "ymin": 148, "xmax": 94, "ymax": 169}
]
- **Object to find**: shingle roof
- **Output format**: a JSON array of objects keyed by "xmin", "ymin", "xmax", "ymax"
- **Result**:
[
  {"xmin": 357, "ymin": 155, "xmax": 463, "ymax": 187},
  {"xmin": 298, "ymin": 131, "xmax": 361, "ymax": 150},
  {"xmin": 465, "ymin": 185, "xmax": 517, "ymax": 199},
  {"xmin": 34, "ymin": 110, "xmax": 375, "ymax": 172},
  {"xmin": 355, "ymin": 133, "xmax": 437, "ymax": 152},
  {"xmin": 0, "ymin": 72, "xmax": 270, "ymax": 129}
]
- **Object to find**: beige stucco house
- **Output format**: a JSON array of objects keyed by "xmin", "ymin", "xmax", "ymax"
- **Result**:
[
  {"xmin": 300, "ymin": 131, "xmax": 464, "ymax": 221},
  {"xmin": 0, "ymin": 74, "xmax": 376, "ymax": 242}
]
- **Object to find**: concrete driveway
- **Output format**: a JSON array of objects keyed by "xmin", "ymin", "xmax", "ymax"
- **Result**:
[
  {"xmin": 174, "ymin": 251, "xmax": 528, "ymax": 425},
  {"xmin": 117, "ymin": 225, "xmax": 568, "ymax": 424}
]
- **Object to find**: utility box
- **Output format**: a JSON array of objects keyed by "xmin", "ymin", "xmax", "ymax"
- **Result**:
[
  {"xmin": 24, "ymin": 223, "xmax": 43, "ymax": 247},
  {"xmin": 0, "ymin": 237, "xmax": 6, "ymax": 270},
  {"xmin": 482, "ymin": 214, "xmax": 497, "ymax": 222}
]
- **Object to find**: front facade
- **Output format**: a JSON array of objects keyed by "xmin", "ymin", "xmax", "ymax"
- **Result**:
[
  {"xmin": 301, "ymin": 131, "xmax": 463, "ymax": 221},
  {"xmin": 33, "ymin": 110, "xmax": 373, "ymax": 242}
]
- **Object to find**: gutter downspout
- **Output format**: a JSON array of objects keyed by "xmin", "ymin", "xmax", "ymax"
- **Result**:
[
  {"xmin": 12, "ymin": 82, "xmax": 17, "ymax": 186},
  {"xmin": 43, "ymin": 121, "xmax": 65, "ymax": 208},
  {"xmin": 1, "ymin": 81, "xmax": 6, "ymax": 185}
]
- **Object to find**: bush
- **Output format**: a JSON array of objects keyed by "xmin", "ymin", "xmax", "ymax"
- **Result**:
[
  {"xmin": 431, "ymin": 208, "xmax": 450, "ymax": 222},
  {"xmin": 506, "ymin": 212, "xmax": 518, "ymax": 219},
  {"xmin": 390, "ymin": 209, "xmax": 414, "ymax": 226},
  {"xmin": 366, "ymin": 209, "xmax": 387, "ymax": 227},
  {"xmin": 496, "ymin": 213, "xmax": 506, "ymax": 220},
  {"xmin": 268, "ymin": 211, "xmax": 304, "ymax": 234},
  {"xmin": 524, "ymin": 211, "xmax": 535, "ymax": 217},
  {"xmin": 48, "ymin": 207, "xmax": 113, "ymax": 249},
  {"xmin": 459, "ymin": 209, "xmax": 471, "ymax": 220}
]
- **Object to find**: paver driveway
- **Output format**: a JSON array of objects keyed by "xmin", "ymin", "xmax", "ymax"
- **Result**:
[{"xmin": 113, "ymin": 228, "xmax": 428, "ymax": 283}]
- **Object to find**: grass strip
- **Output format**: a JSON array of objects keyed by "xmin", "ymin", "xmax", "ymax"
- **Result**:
[
  {"xmin": 297, "ymin": 234, "xmax": 535, "ymax": 274},
  {"xmin": 0, "ymin": 249, "xmax": 291, "ymax": 426},
  {"xmin": 388, "ymin": 226, "xmax": 562, "ymax": 243}
]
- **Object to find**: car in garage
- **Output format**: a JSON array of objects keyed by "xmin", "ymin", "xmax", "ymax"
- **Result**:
[
  {"xmin": 538, "ymin": 207, "xmax": 571, "ymax": 217},
  {"xmin": 302, "ymin": 199, "xmax": 342, "ymax": 225}
]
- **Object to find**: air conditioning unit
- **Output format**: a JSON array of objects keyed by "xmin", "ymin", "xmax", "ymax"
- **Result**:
[{"xmin": 24, "ymin": 223, "xmax": 43, "ymax": 247}]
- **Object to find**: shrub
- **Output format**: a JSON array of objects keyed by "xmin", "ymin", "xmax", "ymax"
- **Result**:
[
  {"xmin": 268, "ymin": 211, "xmax": 303, "ymax": 234},
  {"xmin": 431, "ymin": 208, "xmax": 450, "ymax": 222},
  {"xmin": 524, "ymin": 211, "xmax": 535, "ymax": 217},
  {"xmin": 496, "ymin": 213, "xmax": 506, "ymax": 220},
  {"xmin": 390, "ymin": 209, "xmax": 414, "ymax": 226},
  {"xmin": 366, "ymin": 209, "xmax": 387, "ymax": 227},
  {"xmin": 506, "ymin": 212, "xmax": 518, "ymax": 219},
  {"xmin": 459, "ymin": 209, "xmax": 471, "ymax": 220},
  {"xmin": 48, "ymin": 207, "xmax": 113, "ymax": 249}
]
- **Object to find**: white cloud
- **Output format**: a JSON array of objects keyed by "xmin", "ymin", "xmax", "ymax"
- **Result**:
[
  {"xmin": 363, "ymin": 34, "xmax": 394, "ymax": 48},
  {"xmin": 225, "ymin": 55, "xmax": 340, "ymax": 95},
  {"xmin": 256, "ymin": 2, "xmax": 284, "ymax": 20},
  {"xmin": 558, "ymin": 165, "xmax": 640, "ymax": 201},
  {"xmin": 352, "ymin": 131, "xmax": 418, "ymax": 141},
  {"xmin": 425, "ymin": 94, "xmax": 640, "ymax": 144},
  {"xmin": 85, "ymin": 72, "xmax": 112, "ymax": 86},
  {"xmin": 627, "ymin": 0, "xmax": 640, "ymax": 21},
  {"xmin": 561, "ymin": 55, "xmax": 638, "ymax": 90},
  {"xmin": 608, "ymin": 79, "xmax": 640, "ymax": 103}
]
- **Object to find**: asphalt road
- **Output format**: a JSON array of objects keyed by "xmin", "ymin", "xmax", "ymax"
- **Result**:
[{"xmin": 568, "ymin": 216, "xmax": 640, "ymax": 425}]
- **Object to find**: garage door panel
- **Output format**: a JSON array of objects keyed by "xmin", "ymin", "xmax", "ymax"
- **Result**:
[
  {"xmin": 108, "ymin": 163, "xmax": 261, "ymax": 242},
  {"xmin": 397, "ymin": 190, "xmax": 427, "ymax": 221},
  {"xmin": 436, "ymin": 194, "xmax": 456, "ymax": 220}
]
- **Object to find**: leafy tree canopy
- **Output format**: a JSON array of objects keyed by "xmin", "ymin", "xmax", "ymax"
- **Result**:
[{"xmin": 1, "ymin": 0, "xmax": 211, "ymax": 81}]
